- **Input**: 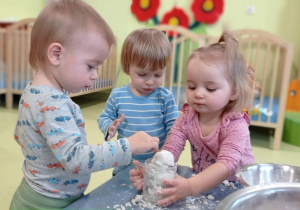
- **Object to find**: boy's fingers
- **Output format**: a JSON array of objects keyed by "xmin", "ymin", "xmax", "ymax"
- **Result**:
[
  {"xmin": 133, "ymin": 179, "xmax": 144, "ymax": 190},
  {"xmin": 119, "ymin": 114, "xmax": 125, "ymax": 122},
  {"xmin": 132, "ymin": 160, "xmax": 141, "ymax": 166},
  {"xmin": 151, "ymin": 137, "xmax": 159, "ymax": 143},
  {"xmin": 152, "ymin": 137, "xmax": 159, "ymax": 148},
  {"xmin": 129, "ymin": 169, "xmax": 139, "ymax": 176},
  {"xmin": 150, "ymin": 141, "xmax": 159, "ymax": 152}
]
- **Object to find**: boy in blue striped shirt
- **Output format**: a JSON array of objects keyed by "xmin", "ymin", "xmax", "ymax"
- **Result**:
[{"xmin": 98, "ymin": 28, "xmax": 179, "ymax": 175}]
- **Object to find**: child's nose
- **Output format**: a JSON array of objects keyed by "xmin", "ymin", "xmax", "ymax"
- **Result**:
[
  {"xmin": 195, "ymin": 89, "xmax": 204, "ymax": 98},
  {"xmin": 90, "ymin": 69, "xmax": 98, "ymax": 80},
  {"xmin": 145, "ymin": 78, "xmax": 154, "ymax": 85}
]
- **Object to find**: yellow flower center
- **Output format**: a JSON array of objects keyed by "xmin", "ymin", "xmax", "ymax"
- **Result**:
[
  {"xmin": 203, "ymin": 0, "xmax": 214, "ymax": 12},
  {"xmin": 169, "ymin": 17, "xmax": 179, "ymax": 26},
  {"xmin": 140, "ymin": 0, "xmax": 150, "ymax": 9}
]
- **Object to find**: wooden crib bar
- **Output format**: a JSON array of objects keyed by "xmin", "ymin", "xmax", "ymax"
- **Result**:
[{"xmin": 0, "ymin": 28, "xmax": 6, "ymax": 94}]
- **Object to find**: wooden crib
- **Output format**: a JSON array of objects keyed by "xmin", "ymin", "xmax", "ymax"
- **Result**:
[
  {"xmin": 151, "ymin": 25, "xmax": 294, "ymax": 150},
  {"xmin": 3, "ymin": 18, "xmax": 116, "ymax": 109},
  {"xmin": 233, "ymin": 29, "xmax": 293, "ymax": 150}
]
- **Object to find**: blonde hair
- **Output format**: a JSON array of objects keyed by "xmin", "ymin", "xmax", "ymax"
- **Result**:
[
  {"xmin": 121, "ymin": 28, "xmax": 172, "ymax": 74},
  {"xmin": 188, "ymin": 31, "xmax": 254, "ymax": 112},
  {"xmin": 29, "ymin": 0, "xmax": 115, "ymax": 70}
]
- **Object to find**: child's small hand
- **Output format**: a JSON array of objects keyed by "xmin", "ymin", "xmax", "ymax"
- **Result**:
[
  {"xmin": 107, "ymin": 114, "xmax": 125, "ymax": 141},
  {"xmin": 127, "ymin": 131, "xmax": 159, "ymax": 155},
  {"xmin": 129, "ymin": 160, "xmax": 144, "ymax": 191},
  {"xmin": 157, "ymin": 174, "xmax": 193, "ymax": 207}
]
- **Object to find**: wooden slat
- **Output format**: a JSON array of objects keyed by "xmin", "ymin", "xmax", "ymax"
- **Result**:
[
  {"xmin": 6, "ymin": 24, "xmax": 13, "ymax": 108},
  {"xmin": 176, "ymin": 37, "xmax": 185, "ymax": 107},
  {"xmin": 20, "ymin": 29, "xmax": 25, "ymax": 90},
  {"xmin": 0, "ymin": 28, "xmax": 5, "ymax": 93},
  {"xmin": 268, "ymin": 45, "xmax": 280, "ymax": 123},
  {"xmin": 259, "ymin": 42, "xmax": 271, "ymax": 122}
]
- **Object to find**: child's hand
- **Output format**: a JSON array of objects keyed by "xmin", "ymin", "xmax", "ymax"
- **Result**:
[
  {"xmin": 107, "ymin": 114, "xmax": 125, "ymax": 141},
  {"xmin": 129, "ymin": 160, "xmax": 145, "ymax": 191},
  {"xmin": 127, "ymin": 131, "xmax": 159, "ymax": 155},
  {"xmin": 157, "ymin": 174, "xmax": 193, "ymax": 207}
]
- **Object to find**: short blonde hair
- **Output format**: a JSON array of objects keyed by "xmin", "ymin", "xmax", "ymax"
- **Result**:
[
  {"xmin": 121, "ymin": 28, "xmax": 172, "ymax": 74},
  {"xmin": 188, "ymin": 31, "xmax": 254, "ymax": 112},
  {"xmin": 29, "ymin": 0, "xmax": 115, "ymax": 70}
]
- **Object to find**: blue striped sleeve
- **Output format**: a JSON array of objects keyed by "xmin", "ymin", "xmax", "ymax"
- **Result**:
[
  {"xmin": 163, "ymin": 91, "xmax": 180, "ymax": 134},
  {"xmin": 97, "ymin": 90, "xmax": 118, "ymax": 140}
]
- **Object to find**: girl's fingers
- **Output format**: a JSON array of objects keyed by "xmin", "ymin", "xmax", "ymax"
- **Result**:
[
  {"xmin": 157, "ymin": 196, "xmax": 175, "ymax": 207},
  {"xmin": 162, "ymin": 178, "xmax": 178, "ymax": 187}
]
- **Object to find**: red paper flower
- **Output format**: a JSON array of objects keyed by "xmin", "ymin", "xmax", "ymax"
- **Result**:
[
  {"xmin": 191, "ymin": 0, "xmax": 224, "ymax": 24},
  {"xmin": 161, "ymin": 7, "xmax": 189, "ymax": 28},
  {"xmin": 161, "ymin": 7, "xmax": 189, "ymax": 37},
  {"xmin": 131, "ymin": 0, "xmax": 160, "ymax": 22}
]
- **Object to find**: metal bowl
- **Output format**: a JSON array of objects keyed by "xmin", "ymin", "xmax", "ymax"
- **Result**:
[
  {"xmin": 235, "ymin": 163, "xmax": 300, "ymax": 187},
  {"xmin": 216, "ymin": 183, "xmax": 300, "ymax": 210}
]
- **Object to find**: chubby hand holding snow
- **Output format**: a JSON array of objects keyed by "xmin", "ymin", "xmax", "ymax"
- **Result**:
[{"xmin": 156, "ymin": 175, "xmax": 193, "ymax": 207}]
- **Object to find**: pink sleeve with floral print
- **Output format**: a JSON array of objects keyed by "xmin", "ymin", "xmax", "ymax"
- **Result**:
[
  {"xmin": 162, "ymin": 112, "xmax": 187, "ymax": 162},
  {"xmin": 217, "ymin": 113, "xmax": 255, "ymax": 179}
]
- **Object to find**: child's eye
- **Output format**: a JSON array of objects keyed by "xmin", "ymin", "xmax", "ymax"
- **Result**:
[
  {"xmin": 188, "ymin": 86, "xmax": 195, "ymax": 90},
  {"xmin": 88, "ymin": 65, "xmax": 97, "ymax": 70},
  {"xmin": 207, "ymin": 88, "xmax": 216, "ymax": 92},
  {"xmin": 138, "ymin": 74, "xmax": 146, "ymax": 77},
  {"xmin": 155, "ymin": 74, "xmax": 162, "ymax": 78}
]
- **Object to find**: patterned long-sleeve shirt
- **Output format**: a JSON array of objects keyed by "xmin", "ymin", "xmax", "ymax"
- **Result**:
[
  {"xmin": 162, "ymin": 103, "xmax": 255, "ymax": 181},
  {"xmin": 14, "ymin": 84, "xmax": 132, "ymax": 198},
  {"xmin": 98, "ymin": 84, "xmax": 179, "ymax": 161}
]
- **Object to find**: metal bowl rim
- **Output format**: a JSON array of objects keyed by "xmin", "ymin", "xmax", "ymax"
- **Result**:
[
  {"xmin": 235, "ymin": 163, "xmax": 300, "ymax": 187},
  {"xmin": 216, "ymin": 183, "xmax": 300, "ymax": 210}
]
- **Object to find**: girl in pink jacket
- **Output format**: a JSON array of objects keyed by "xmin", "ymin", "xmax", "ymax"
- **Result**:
[{"xmin": 130, "ymin": 31, "xmax": 256, "ymax": 207}]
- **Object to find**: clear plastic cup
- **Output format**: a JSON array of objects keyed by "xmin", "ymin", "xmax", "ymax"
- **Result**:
[{"xmin": 142, "ymin": 158, "xmax": 177, "ymax": 205}]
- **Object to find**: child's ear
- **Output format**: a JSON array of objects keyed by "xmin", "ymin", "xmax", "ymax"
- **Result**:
[
  {"xmin": 47, "ymin": 43, "xmax": 63, "ymax": 66},
  {"xmin": 230, "ymin": 90, "xmax": 238, "ymax": 101}
]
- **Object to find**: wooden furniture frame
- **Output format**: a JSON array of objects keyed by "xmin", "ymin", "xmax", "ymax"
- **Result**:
[
  {"xmin": 5, "ymin": 18, "xmax": 35, "ymax": 109},
  {"xmin": 233, "ymin": 29, "xmax": 293, "ymax": 150}
]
